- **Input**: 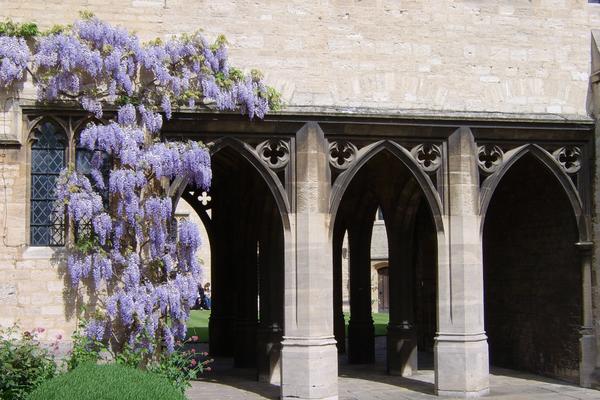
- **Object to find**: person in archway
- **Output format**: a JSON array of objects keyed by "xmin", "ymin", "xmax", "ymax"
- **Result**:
[
  {"xmin": 202, "ymin": 282, "xmax": 211, "ymax": 310},
  {"xmin": 193, "ymin": 283, "xmax": 205, "ymax": 310}
]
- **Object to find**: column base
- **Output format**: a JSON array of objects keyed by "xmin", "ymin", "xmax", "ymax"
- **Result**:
[
  {"xmin": 580, "ymin": 329, "xmax": 598, "ymax": 387},
  {"xmin": 436, "ymin": 388, "xmax": 490, "ymax": 398},
  {"xmin": 434, "ymin": 333, "xmax": 489, "ymax": 396},
  {"xmin": 281, "ymin": 336, "xmax": 338, "ymax": 400},
  {"xmin": 348, "ymin": 318, "xmax": 374, "ymax": 364},
  {"xmin": 257, "ymin": 324, "xmax": 283, "ymax": 384},
  {"xmin": 387, "ymin": 323, "xmax": 418, "ymax": 376}
]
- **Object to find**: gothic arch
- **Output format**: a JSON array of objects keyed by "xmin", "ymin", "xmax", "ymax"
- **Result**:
[
  {"xmin": 479, "ymin": 144, "xmax": 589, "ymax": 242},
  {"xmin": 27, "ymin": 116, "xmax": 68, "ymax": 144},
  {"xmin": 330, "ymin": 139, "xmax": 444, "ymax": 237},
  {"xmin": 170, "ymin": 136, "xmax": 291, "ymax": 232}
]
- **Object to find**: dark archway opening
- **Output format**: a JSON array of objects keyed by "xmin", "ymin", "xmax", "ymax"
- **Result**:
[
  {"xmin": 182, "ymin": 146, "xmax": 285, "ymax": 383},
  {"xmin": 483, "ymin": 154, "xmax": 582, "ymax": 383},
  {"xmin": 332, "ymin": 150, "xmax": 437, "ymax": 376}
]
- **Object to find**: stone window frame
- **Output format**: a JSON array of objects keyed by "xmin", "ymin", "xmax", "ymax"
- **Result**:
[{"xmin": 26, "ymin": 115, "xmax": 105, "ymax": 248}]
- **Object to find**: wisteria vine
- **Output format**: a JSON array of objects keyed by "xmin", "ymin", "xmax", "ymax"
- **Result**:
[{"xmin": 0, "ymin": 15, "xmax": 279, "ymax": 356}]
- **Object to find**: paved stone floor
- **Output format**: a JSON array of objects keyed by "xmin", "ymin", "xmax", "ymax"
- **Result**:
[{"xmin": 187, "ymin": 339, "xmax": 600, "ymax": 400}]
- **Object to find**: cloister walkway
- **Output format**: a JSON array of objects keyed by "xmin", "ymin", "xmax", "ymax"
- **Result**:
[
  {"xmin": 187, "ymin": 365, "xmax": 600, "ymax": 400},
  {"xmin": 187, "ymin": 338, "xmax": 600, "ymax": 400}
]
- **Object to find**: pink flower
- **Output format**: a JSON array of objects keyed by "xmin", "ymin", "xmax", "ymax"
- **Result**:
[
  {"xmin": 190, "ymin": 359, "xmax": 197, "ymax": 366},
  {"xmin": 191, "ymin": 348, "xmax": 196, "ymax": 353},
  {"xmin": 56, "ymin": 334, "xmax": 63, "ymax": 340},
  {"xmin": 191, "ymin": 335, "xmax": 199, "ymax": 342}
]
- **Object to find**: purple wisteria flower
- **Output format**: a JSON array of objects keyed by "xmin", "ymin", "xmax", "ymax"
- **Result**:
[
  {"xmin": 0, "ymin": 15, "xmax": 277, "ymax": 356},
  {"xmin": 0, "ymin": 36, "xmax": 30, "ymax": 87}
]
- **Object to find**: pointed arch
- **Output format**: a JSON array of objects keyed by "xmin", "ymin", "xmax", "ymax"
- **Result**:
[
  {"xmin": 27, "ymin": 116, "xmax": 68, "ymax": 144},
  {"xmin": 480, "ymin": 144, "xmax": 589, "ymax": 241},
  {"xmin": 170, "ymin": 137, "xmax": 291, "ymax": 233},
  {"xmin": 330, "ymin": 139, "xmax": 444, "ymax": 237}
]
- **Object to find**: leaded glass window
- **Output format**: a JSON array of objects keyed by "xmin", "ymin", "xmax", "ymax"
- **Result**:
[{"xmin": 30, "ymin": 121, "xmax": 66, "ymax": 246}]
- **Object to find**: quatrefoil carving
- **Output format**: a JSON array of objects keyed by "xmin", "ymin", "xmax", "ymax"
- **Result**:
[
  {"xmin": 477, "ymin": 145, "xmax": 504, "ymax": 174},
  {"xmin": 329, "ymin": 140, "xmax": 358, "ymax": 170},
  {"xmin": 410, "ymin": 143, "xmax": 441, "ymax": 173},
  {"xmin": 256, "ymin": 139, "xmax": 290, "ymax": 171},
  {"xmin": 553, "ymin": 146, "xmax": 581, "ymax": 174}
]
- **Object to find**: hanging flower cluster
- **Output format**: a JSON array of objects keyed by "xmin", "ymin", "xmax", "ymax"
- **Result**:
[{"xmin": 0, "ymin": 15, "xmax": 279, "ymax": 356}]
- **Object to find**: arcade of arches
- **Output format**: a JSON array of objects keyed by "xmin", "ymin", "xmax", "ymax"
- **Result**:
[
  {"xmin": 163, "ymin": 117, "xmax": 594, "ymax": 399},
  {"xmin": 10, "ymin": 107, "xmax": 596, "ymax": 399}
]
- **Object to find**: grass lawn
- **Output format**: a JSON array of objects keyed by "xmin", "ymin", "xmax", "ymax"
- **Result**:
[
  {"xmin": 187, "ymin": 309, "xmax": 210, "ymax": 342},
  {"xmin": 187, "ymin": 310, "xmax": 390, "ymax": 342},
  {"xmin": 344, "ymin": 312, "xmax": 389, "ymax": 336}
]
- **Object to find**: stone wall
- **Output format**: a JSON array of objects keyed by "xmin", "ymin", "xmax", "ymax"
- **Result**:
[
  {"xmin": 0, "ymin": 0, "xmax": 598, "ymax": 116},
  {"xmin": 483, "ymin": 154, "xmax": 582, "ymax": 383}
]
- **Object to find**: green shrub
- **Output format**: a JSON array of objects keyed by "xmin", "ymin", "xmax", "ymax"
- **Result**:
[
  {"xmin": 64, "ymin": 323, "xmax": 104, "ymax": 371},
  {"xmin": 0, "ymin": 326, "xmax": 57, "ymax": 400},
  {"xmin": 27, "ymin": 363, "xmax": 186, "ymax": 400}
]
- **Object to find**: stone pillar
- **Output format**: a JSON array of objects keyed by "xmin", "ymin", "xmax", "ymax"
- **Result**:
[
  {"xmin": 577, "ymin": 241, "xmax": 596, "ymax": 387},
  {"xmin": 332, "ymin": 221, "xmax": 346, "ymax": 354},
  {"xmin": 347, "ymin": 219, "xmax": 375, "ymax": 364},
  {"xmin": 434, "ymin": 127, "xmax": 489, "ymax": 397},
  {"xmin": 257, "ymin": 204, "xmax": 284, "ymax": 384},
  {"xmin": 208, "ymin": 191, "xmax": 235, "ymax": 357},
  {"xmin": 281, "ymin": 122, "xmax": 338, "ymax": 400},
  {"xmin": 587, "ymin": 31, "xmax": 600, "ymax": 387},
  {"xmin": 234, "ymin": 199, "xmax": 259, "ymax": 368},
  {"xmin": 386, "ymin": 219, "xmax": 418, "ymax": 376}
]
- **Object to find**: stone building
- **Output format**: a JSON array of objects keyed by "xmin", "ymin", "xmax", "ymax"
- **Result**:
[{"xmin": 2, "ymin": 1, "xmax": 600, "ymax": 399}]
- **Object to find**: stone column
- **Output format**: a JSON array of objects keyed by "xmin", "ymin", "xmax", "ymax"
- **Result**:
[
  {"xmin": 281, "ymin": 122, "xmax": 338, "ymax": 400},
  {"xmin": 434, "ymin": 127, "xmax": 489, "ymax": 397},
  {"xmin": 257, "ymin": 203, "xmax": 284, "ymax": 384},
  {"xmin": 386, "ymin": 219, "xmax": 418, "ymax": 376},
  {"xmin": 347, "ymin": 219, "xmax": 375, "ymax": 364},
  {"xmin": 587, "ymin": 31, "xmax": 600, "ymax": 387},
  {"xmin": 233, "ymin": 196, "xmax": 259, "ymax": 368},
  {"xmin": 332, "ymin": 221, "xmax": 346, "ymax": 354},
  {"xmin": 208, "ymin": 190, "xmax": 235, "ymax": 357},
  {"xmin": 577, "ymin": 241, "xmax": 596, "ymax": 387}
]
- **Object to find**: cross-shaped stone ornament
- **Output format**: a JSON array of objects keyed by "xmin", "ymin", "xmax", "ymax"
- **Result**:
[{"xmin": 198, "ymin": 191, "xmax": 212, "ymax": 206}]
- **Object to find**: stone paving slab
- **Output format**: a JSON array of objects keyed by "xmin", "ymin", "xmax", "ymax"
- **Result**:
[{"xmin": 187, "ymin": 366, "xmax": 600, "ymax": 400}]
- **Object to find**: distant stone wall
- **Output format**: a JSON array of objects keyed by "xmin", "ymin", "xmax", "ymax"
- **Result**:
[{"xmin": 0, "ymin": 0, "xmax": 598, "ymax": 116}]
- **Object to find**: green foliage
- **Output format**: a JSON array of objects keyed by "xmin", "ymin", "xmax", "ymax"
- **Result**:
[
  {"xmin": 78, "ymin": 10, "xmax": 95, "ymax": 20},
  {"xmin": 146, "ymin": 342, "xmax": 210, "ymax": 393},
  {"xmin": 0, "ymin": 325, "xmax": 57, "ymax": 400},
  {"xmin": 266, "ymin": 86, "xmax": 283, "ymax": 111},
  {"xmin": 27, "ymin": 363, "xmax": 185, "ymax": 400},
  {"xmin": 0, "ymin": 20, "xmax": 39, "ymax": 38},
  {"xmin": 64, "ymin": 323, "xmax": 104, "ymax": 371},
  {"xmin": 113, "ymin": 344, "xmax": 146, "ymax": 369}
]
